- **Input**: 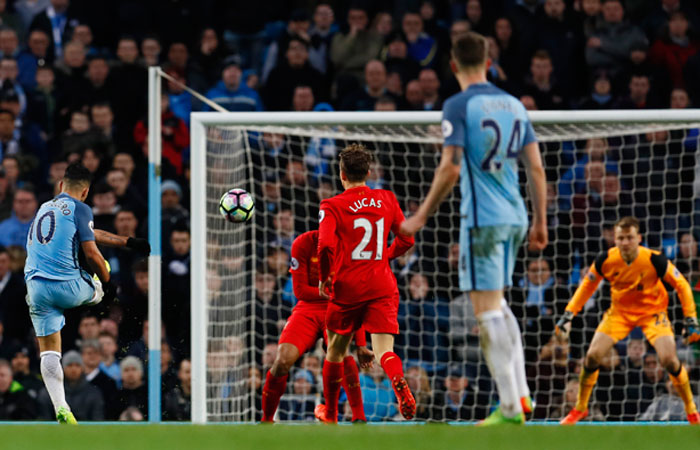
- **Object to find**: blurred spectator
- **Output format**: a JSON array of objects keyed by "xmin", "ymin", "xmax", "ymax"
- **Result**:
[
  {"xmin": 405, "ymin": 365, "xmax": 433, "ymax": 420},
  {"xmin": 27, "ymin": 65, "xmax": 58, "ymax": 137},
  {"xmin": 0, "ymin": 57, "xmax": 26, "ymax": 116},
  {"xmin": 109, "ymin": 36, "xmax": 147, "ymax": 144},
  {"xmin": 261, "ymin": 8, "xmax": 312, "ymax": 84},
  {"xmin": 675, "ymin": 232, "xmax": 698, "ymax": 278},
  {"xmin": 404, "ymin": 79, "xmax": 423, "ymax": 110},
  {"xmin": 643, "ymin": 0, "xmax": 700, "ymax": 40},
  {"xmin": 449, "ymin": 292, "xmax": 480, "ymax": 363},
  {"xmin": 98, "ymin": 331, "xmax": 121, "ymax": 387},
  {"xmin": 520, "ymin": 50, "xmax": 567, "ymax": 110},
  {"xmin": 550, "ymin": 377, "xmax": 605, "ymax": 420},
  {"xmin": 340, "ymin": 60, "xmax": 394, "ymax": 111},
  {"xmin": 648, "ymin": 11, "xmax": 700, "ymax": 89},
  {"xmin": 117, "ymin": 355, "xmax": 147, "ymax": 418},
  {"xmin": 133, "ymin": 93, "xmax": 189, "ymax": 177},
  {"xmin": 359, "ymin": 362, "xmax": 398, "ymax": 421},
  {"xmin": 0, "ymin": 245, "xmax": 30, "ymax": 342},
  {"xmin": 579, "ymin": 70, "xmax": 616, "ymax": 109},
  {"xmin": 670, "ymin": 87, "xmax": 691, "ymax": 108},
  {"xmin": 0, "ymin": 358, "xmax": 36, "ymax": 419},
  {"xmin": 639, "ymin": 378, "xmax": 687, "ymax": 421},
  {"xmin": 61, "ymin": 109, "xmax": 107, "ymax": 158},
  {"xmin": 119, "ymin": 406, "xmax": 144, "ymax": 421},
  {"xmin": 492, "ymin": 17, "xmax": 522, "ymax": 83},
  {"xmin": 15, "ymin": 0, "xmax": 50, "ymax": 33},
  {"xmin": 371, "ymin": 12, "xmax": 393, "ymax": 38},
  {"xmin": 291, "ymin": 85, "xmax": 314, "ymax": 112},
  {"xmin": 383, "ymin": 32, "xmax": 421, "ymax": 89},
  {"xmin": 191, "ymin": 28, "xmax": 227, "ymax": 88},
  {"xmin": 0, "ymin": 5, "xmax": 22, "ymax": 40},
  {"xmin": 160, "ymin": 339, "xmax": 178, "ymax": 393},
  {"xmin": 374, "ymin": 96, "xmax": 397, "ymax": 111},
  {"xmin": 84, "ymin": 55, "xmax": 113, "ymax": 107},
  {"xmin": 90, "ymin": 102, "xmax": 115, "ymax": 145},
  {"xmin": 537, "ymin": 0, "xmax": 585, "ymax": 97},
  {"xmin": 308, "ymin": 4, "xmax": 336, "ymax": 75},
  {"xmin": 140, "ymin": 35, "xmax": 160, "ymax": 67},
  {"xmin": 264, "ymin": 36, "xmax": 327, "ymax": 111},
  {"xmin": 614, "ymin": 72, "xmax": 653, "ymax": 109},
  {"xmin": 0, "ymin": 187, "xmax": 36, "ymax": 248},
  {"xmin": 397, "ymin": 272, "xmax": 449, "ymax": 370},
  {"xmin": 161, "ymin": 179, "xmax": 189, "ymax": 239},
  {"xmin": 529, "ymin": 335, "xmax": 571, "ymax": 419},
  {"xmin": 431, "ymin": 367, "xmax": 490, "ymax": 421},
  {"xmin": 579, "ymin": 0, "xmax": 604, "ymax": 37},
  {"xmin": 81, "ymin": 339, "xmax": 118, "ymax": 419},
  {"xmin": 39, "ymin": 350, "xmax": 104, "ymax": 420},
  {"xmin": 16, "ymin": 29, "xmax": 51, "ymax": 90},
  {"xmin": 0, "ymin": 28, "xmax": 19, "ymax": 61},
  {"xmin": 507, "ymin": 0, "xmax": 540, "ymax": 68},
  {"xmin": 485, "ymin": 36, "xmax": 509, "ymax": 90},
  {"xmin": 330, "ymin": 6, "xmax": 383, "ymax": 84},
  {"xmin": 417, "ymin": 68, "xmax": 441, "ymax": 110},
  {"xmin": 585, "ymin": 0, "xmax": 647, "ymax": 75},
  {"xmin": 163, "ymin": 358, "xmax": 191, "ymax": 421},
  {"xmin": 204, "ymin": 55, "xmax": 263, "ymax": 112},
  {"xmin": 163, "ymin": 226, "xmax": 191, "ymax": 358},
  {"xmin": 28, "ymin": 0, "xmax": 79, "ymax": 61},
  {"xmin": 119, "ymin": 262, "xmax": 147, "ymax": 348},
  {"xmin": 402, "ymin": 11, "xmax": 437, "ymax": 68},
  {"xmin": 278, "ymin": 369, "xmax": 316, "ymax": 421},
  {"xmin": 105, "ymin": 168, "xmax": 146, "ymax": 220},
  {"xmin": 9, "ymin": 346, "xmax": 42, "ymax": 400},
  {"xmin": 164, "ymin": 69, "xmax": 192, "ymax": 126}
]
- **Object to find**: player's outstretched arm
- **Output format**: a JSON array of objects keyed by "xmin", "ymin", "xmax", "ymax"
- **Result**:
[
  {"xmin": 94, "ymin": 229, "xmax": 151, "ymax": 254},
  {"xmin": 520, "ymin": 141, "xmax": 547, "ymax": 251},
  {"xmin": 82, "ymin": 241, "xmax": 110, "ymax": 283},
  {"xmin": 399, "ymin": 145, "xmax": 462, "ymax": 237},
  {"xmin": 657, "ymin": 257, "xmax": 700, "ymax": 344},
  {"xmin": 555, "ymin": 265, "xmax": 603, "ymax": 339}
]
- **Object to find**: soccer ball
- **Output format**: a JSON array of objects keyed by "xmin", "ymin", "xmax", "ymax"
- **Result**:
[{"xmin": 219, "ymin": 188, "xmax": 255, "ymax": 223}]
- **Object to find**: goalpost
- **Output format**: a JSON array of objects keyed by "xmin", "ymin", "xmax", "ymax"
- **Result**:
[{"xmin": 189, "ymin": 110, "xmax": 700, "ymax": 424}]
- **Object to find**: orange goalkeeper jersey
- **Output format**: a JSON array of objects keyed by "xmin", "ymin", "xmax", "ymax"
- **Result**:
[{"xmin": 566, "ymin": 246, "xmax": 696, "ymax": 318}]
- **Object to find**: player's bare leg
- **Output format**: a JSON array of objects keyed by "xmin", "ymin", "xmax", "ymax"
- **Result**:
[
  {"xmin": 561, "ymin": 331, "xmax": 615, "ymax": 425},
  {"xmin": 371, "ymin": 333, "xmax": 415, "ymax": 420},
  {"xmin": 38, "ymin": 332, "xmax": 77, "ymax": 425},
  {"xmin": 653, "ymin": 336, "xmax": 699, "ymax": 424},
  {"xmin": 315, "ymin": 331, "xmax": 353, "ymax": 424},
  {"xmin": 261, "ymin": 343, "xmax": 299, "ymax": 422},
  {"xmin": 471, "ymin": 290, "xmax": 523, "ymax": 425}
]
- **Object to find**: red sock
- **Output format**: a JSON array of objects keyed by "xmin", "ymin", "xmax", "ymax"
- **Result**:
[
  {"xmin": 342, "ymin": 356, "xmax": 366, "ymax": 421},
  {"xmin": 261, "ymin": 370, "xmax": 287, "ymax": 422},
  {"xmin": 380, "ymin": 352, "xmax": 404, "ymax": 381},
  {"xmin": 322, "ymin": 360, "xmax": 344, "ymax": 421}
]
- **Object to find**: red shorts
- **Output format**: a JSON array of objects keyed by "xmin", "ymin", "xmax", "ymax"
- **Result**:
[
  {"xmin": 325, "ymin": 295, "xmax": 399, "ymax": 336},
  {"xmin": 278, "ymin": 301, "xmax": 328, "ymax": 354}
]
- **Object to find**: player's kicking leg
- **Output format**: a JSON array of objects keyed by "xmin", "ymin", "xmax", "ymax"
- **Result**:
[
  {"xmin": 472, "ymin": 290, "xmax": 524, "ymax": 426},
  {"xmin": 560, "ymin": 331, "xmax": 616, "ymax": 425},
  {"xmin": 652, "ymin": 335, "xmax": 700, "ymax": 424}
]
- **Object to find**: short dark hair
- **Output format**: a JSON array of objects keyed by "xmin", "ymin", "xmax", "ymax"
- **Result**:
[
  {"xmin": 63, "ymin": 162, "xmax": 92, "ymax": 188},
  {"xmin": 532, "ymin": 50, "xmax": 551, "ymax": 61},
  {"xmin": 615, "ymin": 216, "xmax": 640, "ymax": 231},
  {"xmin": 132, "ymin": 258, "xmax": 148, "ymax": 274},
  {"xmin": 0, "ymin": 108, "xmax": 14, "ymax": 120},
  {"xmin": 451, "ymin": 31, "xmax": 487, "ymax": 69},
  {"xmin": 339, "ymin": 143, "xmax": 374, "ymax": 182}
]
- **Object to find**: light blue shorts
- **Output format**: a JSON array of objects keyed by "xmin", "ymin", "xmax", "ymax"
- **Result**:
[
  {"xmin": 458, "ymin": 225, "xmax": 527, "ymax": 292},
  {"xmin": 26, "ymin": 276, "xmax": 96, "ymax": 337}
]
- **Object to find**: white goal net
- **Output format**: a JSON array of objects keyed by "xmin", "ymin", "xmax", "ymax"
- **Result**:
[{"xmin": 190, "ymin": 111, "xmax": 700, "ymax": 423}]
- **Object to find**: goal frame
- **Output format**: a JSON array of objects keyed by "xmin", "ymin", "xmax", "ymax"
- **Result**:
[{"xmin": 189, "ymin": 109, "xmax": 700, "ymax": 424}]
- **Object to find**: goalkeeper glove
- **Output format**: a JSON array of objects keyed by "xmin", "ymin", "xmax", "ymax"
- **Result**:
[
  {"xmin": 555, "ymin": 311, "xmax": 574, "ymax": 340},
  {"xmin": 126, "ymin": 237, "xmax": 151, "ymax": 255},
  {"xmin": 682, "ymin": 317, "xmax": 700, "ymax": 345}
]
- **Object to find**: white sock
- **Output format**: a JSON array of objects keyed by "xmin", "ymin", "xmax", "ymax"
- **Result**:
[
  {"xmin": 40, "ymin": 351, "xmax": 69, "ymax": 414},
  {"xmin": 478, "ymin": 309, "xmax": 522, "ymax": 417},
  {"xmin": 501, "ymin": 298, "xmax": 530, "ymax": 399}
]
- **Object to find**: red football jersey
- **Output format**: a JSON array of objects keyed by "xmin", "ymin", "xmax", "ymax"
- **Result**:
[
  {"xmin": 289, "ymin": 230, "xmax": 325, "ymax": 303},
  {"xmin": 318, "ymin": 186, "xmax": 414, "ymax": 304}
]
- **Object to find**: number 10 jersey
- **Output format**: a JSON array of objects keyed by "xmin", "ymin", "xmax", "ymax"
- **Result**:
[{"xmin": 24, "ymin": 193, "xmax": 95, "ymax": 282}]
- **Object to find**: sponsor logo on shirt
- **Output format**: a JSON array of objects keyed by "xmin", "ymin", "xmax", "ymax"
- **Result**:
[
  {"xmin": 319, "ymin": 210, "xmax": 325, "ymax": 223},
  {"xmin": 290, "ymin": 257, "xmax": 299, "ymax": 271}
]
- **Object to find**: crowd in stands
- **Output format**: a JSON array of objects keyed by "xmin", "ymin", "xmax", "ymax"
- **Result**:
[{"xmin": 1, "ymin": 0, "xmax": 700, "ymax": 422}]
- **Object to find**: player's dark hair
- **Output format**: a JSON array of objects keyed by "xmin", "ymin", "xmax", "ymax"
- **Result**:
[
  {"xmin": 615, "ymin": 216, "xmax": 640, "ymax": 231},
  {"xmin": 0, "ymin": 108, "xmax": 15, "ymax": 120},
  {"xmin": 532, "ymin": 49, "xmax": 551, "ymax": 61},
  {"xmin": 132, "ymin": 258, "xmax": 148, "ymax": 274},
  {"xmin": 0, "ymin": 245, "xmax": 7, "ymax": 255},
  {"xmin": 80, "ymin": 311, "xmax": 99, "ymax": 322},
  {"xmin": 339, "ymin": 143, "xmax": 374, "ymax": 182},
  {"xmin": 63, "ymin": 162, "xmax": 92, "ymax": 188},
  {"xmin": 451, "ymin": 31, "xmax": 487, "ymax": 70},
  {"xmin": 98, "ymin": 331, "xmax": 116, "ymax": 341}
]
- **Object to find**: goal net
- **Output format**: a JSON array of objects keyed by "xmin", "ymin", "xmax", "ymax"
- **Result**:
[{"xmin": 190, "ymin": 111, "xmax": 700, "ymax": 423}]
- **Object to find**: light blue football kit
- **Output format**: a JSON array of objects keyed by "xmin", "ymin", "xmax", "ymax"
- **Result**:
[
  {"xmin": 24, "ymin": 193, "xmax": 99, "ymax": 336},
  {"xmin": 441, "ymin": 82, "xmax": 537, "ymax": 291}
]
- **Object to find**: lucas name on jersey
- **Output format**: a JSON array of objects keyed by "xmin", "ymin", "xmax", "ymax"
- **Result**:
[{"xmin": 348, "ymin": 197, "xmax": 383, "ymax": 213}]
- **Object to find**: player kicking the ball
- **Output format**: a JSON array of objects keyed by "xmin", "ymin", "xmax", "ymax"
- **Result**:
[
  {"xmin": 314, "ymin": 144, "xmax": 415, "ymax": 423},
  {"xmin": 556, "ymin": 216, "xmax": 700, "ymax": 425},
  {"xmin": 400, "ymin": 31, "xmax": 547, "ymax": 425},
  {"xmin": 24, "ymin": 163, "xmax": 150, "ymax": 424},
  {"xmin": 261, "ymin": 229, "xmax": 374, "ymax": 423}
]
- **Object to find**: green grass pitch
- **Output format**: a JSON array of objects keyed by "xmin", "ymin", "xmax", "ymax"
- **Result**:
[{"xmin": 3, "ymin": 424, "xmax": 700, "ymax": 450}]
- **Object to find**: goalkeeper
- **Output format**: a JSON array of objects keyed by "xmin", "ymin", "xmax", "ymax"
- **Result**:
[{"xmin": 556, "ymin": 216, "xmax": 700, "ymax": 425}]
